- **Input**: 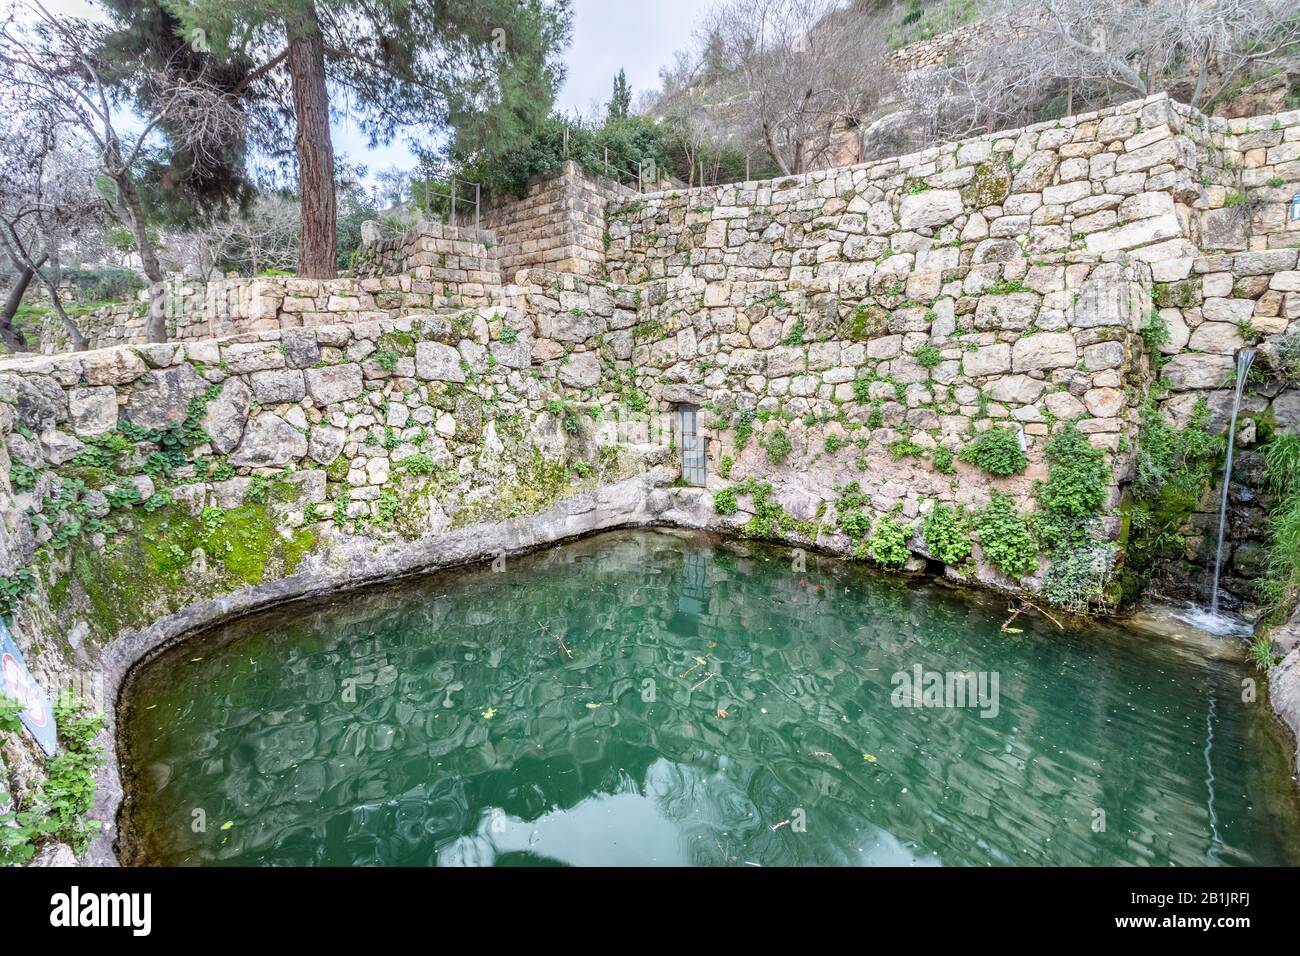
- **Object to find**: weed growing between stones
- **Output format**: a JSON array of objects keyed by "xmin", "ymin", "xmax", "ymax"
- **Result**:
[
  {"xmin": 864, "ymin": 512, "xmax": 910, "ymax": 569},
  {"xmin": 1032, "ymin": 423, "xmax": 1117, "ymax": 612},
  {"xmin": 1033, "ymin": 423, "xmax": 1111, "ymax": 551},
  {"xmin": 1121, "ymin": 397, "xmax": 1224, "ymax": 598},
  {"xmin": 0, "ymin": 696, "xmax": 104, "ymax": 865},
  {"xmin": 836, "ymin": 482, "xmax": 872, "ymax": 539},
  {"xmin": 974, "ymin": 493, "xmax": 1038, "ymax": 580},
  {"xmin": 933, "ymin": 445, "xmax": 955, "ymax": 474},
  {"xmin": 924, "ymin": 503, "xmax": 973, "ymax": 567},
  {"xmin": 958, "ymin": 426, "xmax": 1027, "ymax": 477},
  {"xmin": 1261, "ymin": 434, "xmax": 1300, "ymax": 617},
  {"xmin": 761, "ymin": 427, "xmax": 793, "ymax": 465}
]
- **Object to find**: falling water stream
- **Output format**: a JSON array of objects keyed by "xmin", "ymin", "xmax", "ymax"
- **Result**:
[{"xmin": 1209, "ymin": 349, "xmax": 1256, "ymax": 618}]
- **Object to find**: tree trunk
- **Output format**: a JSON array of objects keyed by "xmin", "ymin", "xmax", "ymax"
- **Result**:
[
  {"xmin": 42, "ymin": 283, "xmax": 90, "ymax": 352},
  {"xmin": 0, "ymin": 255, "xmax": 45, "ymax": 353},
  {"xmin": 762, "ymin": 122, "xmax": 792, "ymax": 176},
  {"xmin": 113, "ymin": 174, "xmax": 167, "ymax": 345},
  {"xmin": 0, "ymin": 228, "xmax": 86, "ymax": 351},
  {"xmin": 288, "ymin": 5, "xmax": 337, "ymax": 279}
]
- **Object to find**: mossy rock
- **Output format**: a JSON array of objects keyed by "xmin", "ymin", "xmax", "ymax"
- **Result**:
[
  {"xmin": 843, "ymin": 303, "xmax": 889, "ymax": 341},
  {"xmin": 960, "ymin": 158, "xmax": 1011, "ymax": 208},
  {"xmin": 1151, "ymin": 280, "xmax": 1199, "ymax": 310},
  {"xmin": 62, "ymin": 503, "xmax": 316, "ymax": 640}
]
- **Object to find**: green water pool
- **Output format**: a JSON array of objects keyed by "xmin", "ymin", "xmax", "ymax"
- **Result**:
[{"xmin": 119, "ymin": 529, "xmax": 1300, "ymax": 866}]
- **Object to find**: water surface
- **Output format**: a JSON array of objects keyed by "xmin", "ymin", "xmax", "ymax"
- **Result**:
[{"xmin": 120, "ymin": 529, "xmax": 1300, "ymax": 866}]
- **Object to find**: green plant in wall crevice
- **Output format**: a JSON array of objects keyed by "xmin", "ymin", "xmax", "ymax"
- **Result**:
[
  {"xmin": 1033, "ymin": 422, "xmax": 1111, "ymax": 551},
  {"xmin": 923, "ymin": 503, "xmax": 973, "ymax": 568},
  {"xmin": 958, "ymin": 426, "xmax": 1027, "ymax": 477},
  {"xmin": 1121, "ymin": 397, "xmax": 1224, "ymax": 601},
  {"xmin": 863, "ymin": 512, "xmax": 910, "ymax": 569},
  {"xmin": 974, "ymin": 492, "xmax": 1038, "ymax": 580},
  {"xmin": 0, "ymin": 696, "xmax": 104, "ymax": 865}
]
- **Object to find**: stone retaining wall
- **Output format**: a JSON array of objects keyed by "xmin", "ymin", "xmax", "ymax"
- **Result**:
[
  {"xmin": 347, "ymin": 218, "xmax": 501, "ymax": 295},
  {"xmin": 483, "ymin": 161, "xmax": 637, "ymax": 280}
]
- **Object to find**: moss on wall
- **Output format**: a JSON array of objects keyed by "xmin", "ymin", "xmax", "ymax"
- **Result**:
[{"xmin": 52, "ymin": 503, "xmax": 317, "ymax": 641}]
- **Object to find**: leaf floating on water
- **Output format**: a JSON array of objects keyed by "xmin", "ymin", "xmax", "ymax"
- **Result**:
[
  {"xmin": 481, "ymin": 707, "xmax": 497, "ymax": 719},
  {"xmin": 220, "ymin": 821, "xmax": 234, "ymax": 830},
  {"xmin": 862, "ymin": 753, "xmax": 877, "ymax": 763}
]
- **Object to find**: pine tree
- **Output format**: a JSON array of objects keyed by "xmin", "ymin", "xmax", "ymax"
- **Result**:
[
  {"xmin": 110, "ymin": 1, "xmax": 571, "ymax": 279},
  {"xmin": 608, "ymin": 68, "xmax": 631, "ymax": 121}
]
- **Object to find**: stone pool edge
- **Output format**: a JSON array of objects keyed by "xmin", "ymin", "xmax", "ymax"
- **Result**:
[
  {"xmin": 93, "ymin": 467, "xmax": 707, "ymax": 865},
  {"xmin": 91, "ymin": 467, "xmax": 1300, "ymax": 866}
]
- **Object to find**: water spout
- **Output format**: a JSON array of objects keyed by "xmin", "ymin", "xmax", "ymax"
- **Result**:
[{"xmin": 1209, "ymin": 348, "xmax": 1256, "ymax": 617}]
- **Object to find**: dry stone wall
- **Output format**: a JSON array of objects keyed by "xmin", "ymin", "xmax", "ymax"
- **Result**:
[
  {"xmin": 347, "ymin": 218, "xmax": 500, "ymax": 294},
  {"xmin": 585, "ymin": 93, "xmax": 1300, "ymax": 608},
  {"xmin": 1131, "ymin": 104, "xmax": 1300, "ymax": 605},
  {"xmin": 15, "ymin": 92, "xmax": 1300, "ymax": 617},
  {"xmin": 24, "ymin": 171, "xmax": 633, "ymax": 354},
  {"xmin": 19, "ymin": 92, "xmax": 1300, "ymax": 622},
  {"xmin": 483, "ymin": 162, "xmax": 636, "ymax": 280},
  {"xmin": 0, "ymin": 311, "xmax": 662, "ymax": 644},
  {"xmin": 34, "ymin": 268, "xmax": 499, "ymax": 354}
]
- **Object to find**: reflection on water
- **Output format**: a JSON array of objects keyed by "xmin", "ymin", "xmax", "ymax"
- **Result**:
[{"xmin": 120, "ymin": 529, "xmax": 1300, "ymax": 867}]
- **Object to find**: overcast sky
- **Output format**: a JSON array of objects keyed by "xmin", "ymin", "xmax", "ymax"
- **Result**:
[
  {"xmin": 555, "ymin": 0, "xmax": 702, "ymax": 118},
  {"xmin": 43, "ymin": 0, "xmax": 706, "ymax": 186}
]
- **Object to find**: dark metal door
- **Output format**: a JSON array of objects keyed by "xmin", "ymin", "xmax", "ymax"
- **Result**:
[{"xmin": 678, "ymin": 404, "xmax": 706, "ymax": 486}]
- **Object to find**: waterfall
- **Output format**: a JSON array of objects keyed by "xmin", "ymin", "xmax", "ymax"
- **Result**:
[{"xmin": 1209, "ymin": 348, "xmax": 1256, "ymax": 617}]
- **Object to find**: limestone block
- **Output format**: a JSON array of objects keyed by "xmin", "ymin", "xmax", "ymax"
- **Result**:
[
  {"xmin": 1044, "ymin": 390, "xmax": 1087, "ymax": 419},
  {"xmin": 68, "ymin": 386, "xmax": 118, "ymax": 435},
  {"xmin": 1188, "ymin": 321, "xmax": 1245, "ymax": 354},
  {"xmin": 124, "ymin": 365, "xmax": 208, "ymax": 429},
  {"xmin": 1012, "ymin": 332, "xmax": 1077, "ymax": 372},
  {"xmin": 308, "ymin": 424, "xmax": 345, "ymax": 464},
  {"xmin": 228, "ymin": 413, "xmax": 308, "ymax": 467},
  {"xmin": 222, "ymin": 342, "xmax": 286, "ymax": 374},
  {"xmin": 202, "ymin": 378, "xmax": 250, "ymax": 455},
  {"xmin": 559, "ymin": 351, "xmax": 601, "ymax": 388},
  {"xmin": 1084, "ymin": 214, "xmax": 1183, "ymax": 253},
  {"xmin": 986, "ymin": 374, "xmax": 1047, "ymax": 404},
  {"xmin": 1083, "ymin": 341, "xmax": 1124, "ymax": 370},
  {"xmin": 1084, "ymin": 387, "xmax": 1125, "ymax": 417},
  {"xmin": 81, "ymin": 348, "xmax": 147, "ymax": 386},
  {"xmin": 250, "ymin": 369, "xmax": 307, "ymax": 404},
  {"xmin": 1201, "ymin": 298, "xmax": 1255, "ymax": 324},
  {"xmin": 962, "ymin": 343, "xmax": 1012, "ymax": 377},
  {"xmin": 305, "ymin": 362, "xmax": 365, "ymax": 404},
  {"xmin": 898, "ymin": 189, "xmax": 964, "ymax": 229},
  {"xmin": 1161, "ymin": 353, "xmax": 1235, "ymax": 390}
]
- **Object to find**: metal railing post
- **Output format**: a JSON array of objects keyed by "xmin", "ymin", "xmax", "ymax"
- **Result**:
[
  {"xmin": 450, "ymin": 177, "xmax": 457, "ymax": 228},
  {"xmin": 474, "ymin": 182, "xmax": 480, "ymax": 231}
]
